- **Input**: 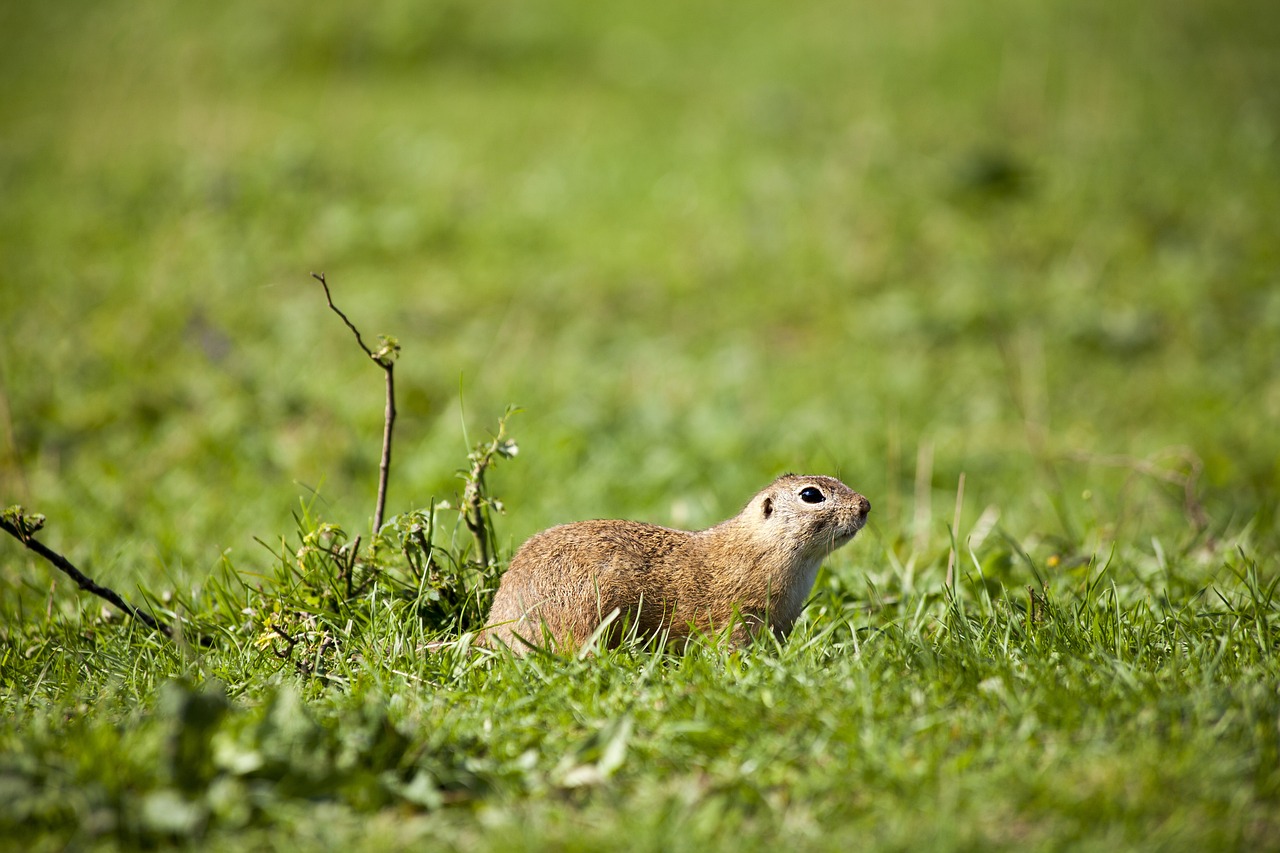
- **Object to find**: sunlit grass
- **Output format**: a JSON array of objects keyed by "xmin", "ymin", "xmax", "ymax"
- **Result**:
[{"xmin": 2, "ymin": 0, "xmax": 1279, "ymax": 848}]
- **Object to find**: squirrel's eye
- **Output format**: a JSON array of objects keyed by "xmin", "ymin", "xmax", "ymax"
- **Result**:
[{"xmin": 799, "ymin": 486, "xmax": 825, "ymax": 504}]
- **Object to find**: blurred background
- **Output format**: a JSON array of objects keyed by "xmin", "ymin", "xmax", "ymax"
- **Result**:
[{"xmin": 1, "ymin": 0, "xmax": 1277, "ymax": 589}]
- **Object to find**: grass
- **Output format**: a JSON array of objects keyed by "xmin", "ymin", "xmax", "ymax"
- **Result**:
[{"xmin": 2, "ymin": 0, "xmax": 1279, "ymax": 849}]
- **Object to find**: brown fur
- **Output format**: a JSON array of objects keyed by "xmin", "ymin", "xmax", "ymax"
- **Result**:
[{"xmin": 482, "ymin": 474, "xmax": 869, "ymax": 652}]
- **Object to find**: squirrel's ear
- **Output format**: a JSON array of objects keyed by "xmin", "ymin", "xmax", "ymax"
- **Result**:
[{"xmin": 762, "ymin": 497, "xmax": 773, "ymax": 519}]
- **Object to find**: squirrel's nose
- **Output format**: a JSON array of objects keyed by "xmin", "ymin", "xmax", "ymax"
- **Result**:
[{"xmin": 855, "ymin": 494, "xmax": 871, "ymax": 517}]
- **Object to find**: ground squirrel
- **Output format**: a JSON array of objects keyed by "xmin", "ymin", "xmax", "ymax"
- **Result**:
[{"xmin": 483, "ymin": 474, "xmax": 869, "ymax": 652}]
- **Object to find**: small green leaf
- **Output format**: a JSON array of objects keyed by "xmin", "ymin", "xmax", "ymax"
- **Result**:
[{"xmin": 2, "ymin": 506, "xmax": 46, "ymax": 539}]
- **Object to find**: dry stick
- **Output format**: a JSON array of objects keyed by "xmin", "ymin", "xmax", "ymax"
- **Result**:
[
  {"xmin": 378, "ymin": 365, "xmax": 396, "ymax": 533},
  {"xmin": 0, "ymin": 517, "xmax": 171, "ymax": 637},
  {"xmin": 311, "ymin": 272, "xmax": 397, "ymax": 534}
]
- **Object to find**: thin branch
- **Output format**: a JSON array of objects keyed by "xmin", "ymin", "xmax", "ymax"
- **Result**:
[
  {"xmin": 310, "ymin": 272, "xmax": 398, "ymax": 533},
  {"xmin": 1, "ymin": 511, "xmax": 171, "ymax": 638},
  {"xmin": 311, "ymin": 271, "xmax": 374, "ymax": 358},
  {"xmin": 378, "ymin": 364, "xmax": 396, "ymax": 534}
]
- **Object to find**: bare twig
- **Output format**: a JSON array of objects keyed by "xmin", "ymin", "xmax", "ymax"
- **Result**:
[
  {"xmin": 1, "ymin": 507, "xmax": 171, "ymax": 638},
  {"xmin": 311, "ymin": 271, "xmax": 375, "ymax": 358},
  {"xmin": 311, "ymin": 272, "xmax": 399, "ymax": 534},
  {"xmin": 377, "ymin": 365, "xmax": 396, "ymax": 533}
]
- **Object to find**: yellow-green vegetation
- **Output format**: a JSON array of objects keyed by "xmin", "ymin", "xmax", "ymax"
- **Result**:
[{"xmin": 2, "ymin": 0, "xmax": 1278, "ymax": 849}]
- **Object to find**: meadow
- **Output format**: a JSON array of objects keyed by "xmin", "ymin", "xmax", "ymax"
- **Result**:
[{"xmin": 1, "ymin": 0, "xmax": 1278, "ymax": 849}]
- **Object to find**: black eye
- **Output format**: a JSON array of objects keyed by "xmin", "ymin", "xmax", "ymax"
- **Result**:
[{"xmin": 799, "ymin": 486, "xmax": 825, "ymax": 504}]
